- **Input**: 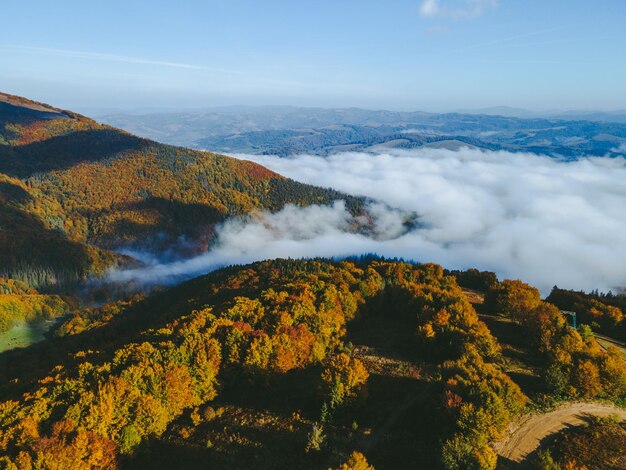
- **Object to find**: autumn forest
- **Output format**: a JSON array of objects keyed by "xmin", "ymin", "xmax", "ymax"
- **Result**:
[{"xmin": 0, "ymin": 93, "xmax": 625, "ymax": 470}]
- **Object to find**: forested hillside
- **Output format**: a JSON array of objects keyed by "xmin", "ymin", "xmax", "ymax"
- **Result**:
[
  {"xmin": 0, "ymin": 278, "xmax": 74, "ymax": 333},
  {"xmin": 0, "ymin": 93, "xmax": 364, "ymax": 289},
  {"xmin": 0, "ymin": 258, "xmax": 623, "ymax": 469},
  {"xmin": 0, "ymin": 259, "xmax": 521, "ymax": 469},
  {"xmin": 547, "ymin": 287, "xmax": 626, "ymax": 341},
  {"xmin": 1, "ymin": 93, "xmax": 624, "ymax": 470}
]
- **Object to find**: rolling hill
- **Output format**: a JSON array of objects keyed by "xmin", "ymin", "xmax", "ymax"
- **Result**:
[
  {"xmin": 0, "ymin": 259, "xmax": 523, "ymax": 469},
  {"xmin": 1, "ymin": 94, "xmax": 625, "ymax": 470},
  {"xmin": 0, "ymin": 93, "xmax": 364, "ymax": 290},
  {"xmin": 0, "ymin": 258, "xmax": 623, "ymax": 469},
  {"xmin": 100, "ymin": 106, "xmax": 626, "ymax": 158}
]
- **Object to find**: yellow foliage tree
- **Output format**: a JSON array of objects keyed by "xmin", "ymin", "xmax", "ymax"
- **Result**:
[{"xmin": 321, "ymin": 353, "xmax": 369, "ymax": 408}]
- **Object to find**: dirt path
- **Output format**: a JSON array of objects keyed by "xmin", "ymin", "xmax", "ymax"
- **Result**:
[
  {"xmin": 352, "ymin": 345, "xmax": 422, "ymax": 380},
  {"xmin": 595, "ymin": 333, "xmax": 626, "ymax": 359},
  {"xmin": 461, "ymin": 288, "xmax": 485, "ymax": 305},
  {"xmin": 496, "ymin": 402, "xmax": 626, "ymax": 463}
]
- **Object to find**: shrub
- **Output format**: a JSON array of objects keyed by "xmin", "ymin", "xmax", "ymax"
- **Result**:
[
  {"xmin": 305, "ymin": 424, "xmax": 326, "ymax": 452},
  {"xmin": 337, "ymin": 451, "xmax": 375, "ymax": 470},
  {"xmin": 321, "ymin": 353, "xmax": 369, "ymax": 408}
]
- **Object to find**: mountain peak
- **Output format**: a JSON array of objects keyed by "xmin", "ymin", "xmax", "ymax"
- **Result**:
[{"xmin": 0, "ymin": 92, "xmax": 65, "ymax": 114}]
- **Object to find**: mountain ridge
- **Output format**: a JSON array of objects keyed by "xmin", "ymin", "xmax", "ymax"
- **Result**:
[
  {"xmin": 99, "ymin": 106, "xmax": 626, "ymax": 158},
  {"xmin": 0, "ymin": 93, "xmax": 365, "ymax": 289}
]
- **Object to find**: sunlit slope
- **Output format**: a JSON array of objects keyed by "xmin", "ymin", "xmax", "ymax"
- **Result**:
[
  {"xmin": 0, "ymin": 93, "xmax": 364, "ymax": 288},
  {"xmin": 0, "ymin": 259, "xmax": 623, "ymax": 469},
  {"xmin": 0, "ymin": 259, "xmax": 525, "ymax": 469}
]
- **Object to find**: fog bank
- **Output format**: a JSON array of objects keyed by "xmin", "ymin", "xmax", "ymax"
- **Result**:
[
  {"xmin": 107, "ymin": 201, "xmax": 414, "ymax": 285},
  {"xmin": 239, "ymin": 149, "xmax": 626, "ymax": 293},
  {"xmin": 109, "ymin": 147, "xmax": 626, "ymax": 294}
]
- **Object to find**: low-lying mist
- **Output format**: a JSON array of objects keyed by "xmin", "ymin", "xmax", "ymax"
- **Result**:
[
  {"xmin": 107, "ymin": 201, "xmax": 414, "ymax": 285},
  {"xmin": 108, "ymin": 147, "xmax": 626, "ymax": 294}
]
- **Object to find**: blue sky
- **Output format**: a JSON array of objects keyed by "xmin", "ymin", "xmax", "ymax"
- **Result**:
[{"xmin": 2, "ymin": 0, "xmax": 625, "ymax": 111}]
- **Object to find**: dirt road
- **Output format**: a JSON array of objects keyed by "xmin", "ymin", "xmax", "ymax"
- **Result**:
[{"xmin": 496, "ymin": 402, "xmax": 626, "ymax": 463}]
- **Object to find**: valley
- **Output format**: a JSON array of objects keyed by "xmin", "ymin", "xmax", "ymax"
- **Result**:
[
  {"xmin": 0, "ymin": 93, "xmax": 624, "ymax": 470},
  {"xmin": 5, "ymin": 2, "xmax": 626, "ymax": 469}
]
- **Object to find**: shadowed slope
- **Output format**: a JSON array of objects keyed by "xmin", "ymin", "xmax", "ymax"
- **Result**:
[{"xmin": 0, "ymin": 93, "xmax": 365, "ymax": 288}]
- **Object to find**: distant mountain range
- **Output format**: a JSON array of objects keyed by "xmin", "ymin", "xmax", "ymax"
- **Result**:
[
  {"xmin": 99, "ymin": 106, "xmax": 626, "ymax": 158},
  {"xmin": 457, "ymin": 106, "xmax": 626, "ymax": 122}
]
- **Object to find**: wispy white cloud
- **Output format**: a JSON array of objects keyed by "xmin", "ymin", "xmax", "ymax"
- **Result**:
[
  {"xmin": 1, "ymin": 44, "xmax": 374, "ymax": 95},
  {"xmin": 0, "ymin": 45, "xmax": 236, "ymax": 73},
  {"xmin": 420, "ymin": 0, "xmax": 440, "ymax": 17},
  {"xmin": 419, "ymin": 0, "xmax": 498, "ymax": 20}
]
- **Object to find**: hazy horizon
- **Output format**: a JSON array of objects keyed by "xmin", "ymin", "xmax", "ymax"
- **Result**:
[
  {"xmin": 75, "ymin": 104, "xmax": 626, "ymax": 119},
  {"xmin": 3, "ymin": 1, "xmax": 626, "ymax": 111}
]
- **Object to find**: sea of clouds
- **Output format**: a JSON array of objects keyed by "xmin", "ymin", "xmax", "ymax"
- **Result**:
[{"xmin": 109, "ymin": 147, "xmax": 626, "ymax": 294}]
